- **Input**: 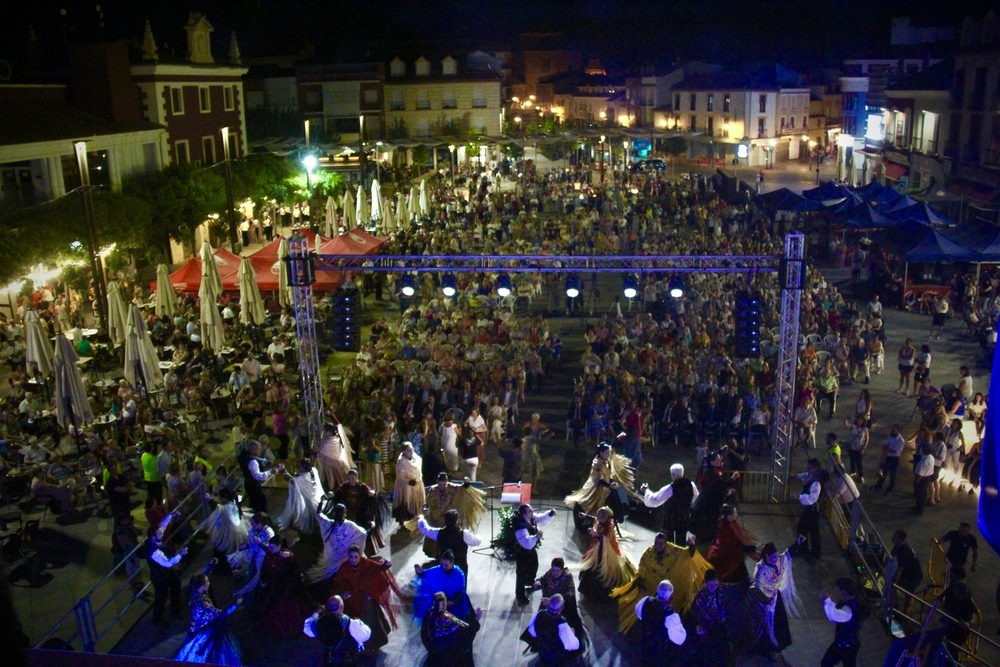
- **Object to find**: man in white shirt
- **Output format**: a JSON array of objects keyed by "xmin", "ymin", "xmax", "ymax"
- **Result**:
[
  {"xmin": 640, "ymin": 463, "xmax": 699, "ymax": 545},
  {"xmin": 266, "ymin": 336, "xmax": 286, "ymax": 362},
  {"xmin": 820, "ymin": 578, "xmax": 864, "ymax": 667},
  {"xmin": 795, "ymin": 458, "xmax": 824, "ymax": 558},
  {"xmin": 514, "ymin": 504, "xmax": 557, "ymax": 605},
  {"xmin": 958, "ymin": 366, "xmax": 974, "ymax": 401},
  {"xmin": 872, "ymin": 424, "xmax": 905, "ymax": 495},
  {"xmin": 303, "ymin": 595, "xmax": 372, "ymax": 659},
  {"xmin": 635, "ymin": 579, "xmax": 687, "ymax": 664},
  {"xmin": 913, "ymin": 445, "xmax": 935, "ymax": 515},
  {"xmin": 417, "ymin": 509, "xmax": 482, "ymax": 575},
  {"xmin": 525, "ymin": 594, "xmax": 581, "ymax": 661}
]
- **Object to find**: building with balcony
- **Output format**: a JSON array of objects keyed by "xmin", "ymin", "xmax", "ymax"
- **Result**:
[
  {"xmin": 624, "ymin": 61, "xmax": 721, "ymax": 129},
  {"xmin": 295, "ymin": 61, "xmax": 383, "ymax": 144}
]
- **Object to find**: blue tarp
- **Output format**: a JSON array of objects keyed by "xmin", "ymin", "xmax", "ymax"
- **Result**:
[
  {"xmin": 840, "ymin": 204, "xmax": 899, "ymax": 229},
  {"xmin": 892, "ymin": 202, "xmax": 954, "ymax": 226},
  {"xmin": 803, "ymin": 181, "xmax": 852, "ymax": 202},
  {"xmin": 874, "ymin": 221, "xmax": 981, "ymax": 262}
]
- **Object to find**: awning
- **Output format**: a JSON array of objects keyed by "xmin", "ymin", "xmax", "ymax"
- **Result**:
[
  {"xmin": 884, "ymin": 161, "xmax": 909, "ymax": 181},
  {"xmin": 948, "ymin": 179, "xmax": 1000, "ymax": 206}
]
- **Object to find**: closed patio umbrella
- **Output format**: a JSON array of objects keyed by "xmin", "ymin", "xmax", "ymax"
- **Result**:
[
  {"xmin": 409, "ymin": 186, "xmax": 419, "ymax": 223},
  {"xmin": 381, "ymin": 194, "xmax": 396, "ymax": 233},
  {"xmin": 199, "ymin": 259, "xmax": 225, "ymax": 352},
  {"xmin": 323, "ymin": 196, "xmax": 337, "ymax": 237},
  {"xmin": 238, "ymin": 258, "xmax": 267, "ymax": 325},
  {"xmin": 278, "ymin": 238, "xmax": 292, "ymax": 308},
  {"xmin": 200, "ymin": 241, "xmax": 223, "ymax": 296},
  {"xmin": 154, "ymin": 263, "xmax": 179, "ymax": 319},
  {"xmin": 124, "ymin": 303, "xmax": 163, "ymax": 390},
  {"xmin": 342, "ymin": 189, "xmax": 356, "ymax": 231},
  {"xmin": 355, "ymin": 184, "xmax": 369, "ymax": 227},
  {"xmin": 24, "ymin": 309, "xmax": 54, "ymax": 377},
  {"xmin": 418, "ymin": 179, "xmax": 429, "ymax": 217},
  {"xmin": 396, "ymin": 192, "xmax": 409, "ymax": 230},
  {"xmin": 370, "ymin": 180, "xmax": 383, "ymax": 223},
  {"xmin": 54, "ymin": 332, "xmax": 93, "ymax": 436},
  {"xmin": 105, "ymin": 280, "xmax": 129, "ymax": 346}
]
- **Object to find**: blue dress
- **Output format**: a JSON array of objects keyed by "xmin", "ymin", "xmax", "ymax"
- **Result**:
[
  {"xmin": 174, "ymin": 594, "xmax": 242, "ymax": 665},
  {"xmin": 413, "ymin": 565, "xmax": 471, "ymax": 622}
]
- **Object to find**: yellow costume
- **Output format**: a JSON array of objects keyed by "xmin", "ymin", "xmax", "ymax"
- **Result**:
[
  {"xmin": 610, "ymin": 542, "xmax": 711, "ymax": 632},
  {"xmin": 404, "ymin": 481, "xmax": 485, "ymax": 557},
  {"xmin": 564, "ymin": 452, "xmax": 637, "ymax": 516},
  {"xmin": 577, "ymin": 517, "xmax": 637, "ymax": 591}
]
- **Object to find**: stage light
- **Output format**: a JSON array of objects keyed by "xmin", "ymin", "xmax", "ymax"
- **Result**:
[
  {"xmin": 399, "ymin": 274, "xmax": 416, "ymax": 297},
  {"xmin": 565, "ymin": 276, "xmax": 581, "ymax": 299},
  {"xmin": 668, "ymin": 276, "xmax": 684, "ymax": 298},
  {"xmin": 622, "ymin": 275, "xmax": 639, "ymax": 299},
  {"xmin": 441, "ymin": 274, "xmax": 458, "ymax": 297},
  {"xmin": 496, "ymin": 274, "xmax": 512, "ymax": 298},
  {"xmin": 735, "ymin": 290, "xmax": 762, "ymax": 359}
]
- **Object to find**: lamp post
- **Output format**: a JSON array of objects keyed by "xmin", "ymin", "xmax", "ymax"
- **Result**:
[
  {"xmin": 302, "ymin": 153, "xmax": 318, "ymax": 230},
  {"xmin": 73, "ymin": 141, "xmax": 108, "ymax": 332},
  {"xmin": 623, "ymin": 140, "xmax": 630, "ymax": 174},
  {"xmin": 358, "ymin": 114, "xmax": 366, "ymax": 189},
  {"xmin": 448, "ymin": 144, "xmax": 456, "ymax": 186},
  {"xmin": 599, "ymin": 135, "xmax": 605, "ymax": 184},
  {"xmin": 735, "ymin": 137, "xmax": 750, "ymax": 190},
  {"xmin": 220, "ymin": 126, "xmax": 239, "ymax": 252}
]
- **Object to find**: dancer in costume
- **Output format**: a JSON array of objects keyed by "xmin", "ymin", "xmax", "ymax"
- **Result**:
[
  {"xmin": 689, "ymin": 569, "xmax": 735, "ymax": 667},
  {"xmin": 317, "ymin": 421, "xmax": 355, "ymax": 491},
  {"xmin": 531, "ymin": 558, "xmax": 586, "ymax": 644},
  {"xmin": 515, "ymin": 503, "xmax": 558, "ymax": 605},
  {"xmin": 564, "ymin": 442, "xmax": 637, "ymax": 532},
  {"xmin": 706, "ymin": 503, "xmax": 760, "ymax": 583},
  {"xmin": 635, "ymin": 580, "xmax": 687, "ymax": 667},
  {"xmin": 328, "ymin": 544, "xmax": 403, "ymax": 654},
  {"xmin": 307, "ymin": 503, "xmax": 368, "ymax": 583},
  {"xmin": 202, "ymin": 488, "xmax": 249, "ymax": 575},
  {"xmin": 174, "ymin": 574, "xmax": 242, "ymax": 665},
  {"xmin": 577, "ymin": 506, "xmax": 636, "ymax": 598},
  {"xmin": 413, "ymin": 549, "xmax": 472, "ymax": 622},
  {"xmin": 820, "ymin": 577, "xmax": 866, "ymax": 667},
  {"xmin": 303, "ymin": 595, "xmax": 371, "ymax": 666},
  {"xmin": 610, "ymin": 530, "xmax": 710, "ymax": 632},
  {"xmin": 691, "ymin": 449, "xmax": 738, "ymax": 543},
  {"xmin": 420, "ymin": 591, "xmax": 482, "ymax": 667},
  {"xmin": 752, "ymin": 539, "xmax": 804, "ymax": 654},
  {"xmin": 417, "ymin": 509, "xmax": 482, "ymax": 575},
  {"xmin": 522, "ymin": 594, "xmax": 582, "ymax": 666},
  {"xmin": 333, "ymin": 468, "xmax": 392, "ymax": 556},
  {"xmin": 228, "ymin": 512, "xmax": 275, "ymax": 600},
  {"xmin": 392, "ymin": 442, "xmax": 424, "ymax": 522},
  {"xmin": 276, "ymin": 458, "xmax": 325, "ymax": 534},
  {"xmin": 254, "ymin": 536, "xmax": 311, "ymax": 639},
  {"xmin": 640, "ymin": 463, "xmax": 699, "ymax": 545},
  {"xmin": 407, "ymin": 472, "xmax": 486, "ymax": 559}
]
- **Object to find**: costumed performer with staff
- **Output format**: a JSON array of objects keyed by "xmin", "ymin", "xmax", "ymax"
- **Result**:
[
  {"xmin": 174, "ymin": 574, "xmax": 243, "ymax": 665},
  {"xmin": 406, "ymin": 472, "xmax": 486, "ymax": 559},
  {"xmin": 303, "ymin": 594, "xmax": 372, "ymax": 666},
  {"xmin": 610, "ymin": 530, "xmax": 709, "ymax": 632},
  {"xmin": 276, "ymin": 458, "xmax": 326, "ymax": 534},
  {"xmin": 639, "ymin": 462, "xmax": 699, "ymax": 545},
  {"xmin": 392, "ymin": 442, "xmax": 425, "ymax": 522},
  {"xmin": 576, "ymin": 506, "xmax": 636, "ymax": 598},
  {"xmin": 307, "ymin": 503, "xmax": 368, "ymax": 583},
  {"xmin": 327, "ymin": 544, "xmax": 403, "ymax": 654},
  {"xmin": 564, "ymin": 442, "xmax": 638, "ymax": 533}
]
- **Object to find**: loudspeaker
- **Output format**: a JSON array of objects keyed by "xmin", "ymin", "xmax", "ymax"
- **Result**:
[{"xmin": 734, "ymin": 290, "xmax": 762, "ymax": 358}]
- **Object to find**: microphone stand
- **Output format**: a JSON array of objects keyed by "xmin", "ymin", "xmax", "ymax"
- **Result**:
[{"xmin": 471, "ymin": 484, "xmax": 506, "ymax": 561}]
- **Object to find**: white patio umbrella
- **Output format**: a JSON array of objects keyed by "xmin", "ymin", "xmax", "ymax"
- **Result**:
[
  {"xmin": 199, "ymin": 260, "xmax": 226, "ymax": 352},
  {"xmin": 105, "ymin": 280, "xmax": 129, "ymax": 346},
  {"xmin": 418, "ymin": 179, "xmax": 429, "ymax": 217},
  {"xmin": 408, "ymin": 186, "xmax": 419, "ymax": 223},
  {"xmin": 199, "ymin": 241, "xmax": 223, "ymax": 296},
  {"xmin": 153, "ymin": 263, "xmax": 179, "ymax": 319},
  {"xmin": 238, "ymin": 258, "xmax": 267, "ymax": 325},
  {"xmin": 342, "ymin": 189, "xmax": 356, "ymax": 231},
  {"xmin": 124, "ymin": 303, "xmax": 163, "ymax": 390},
  {"xmin": 370, "ymin": 180, "xmax": 383, "ymax": 223},
  {"xmin": 54, "ymin": 332, "xmax": 93, "ymax": 430},
  {"xmin": 395, "ymin": 192, "xmax": 409, "ymax": 230},
  {"xmin": 323, "ymin": 195, "xmax": 337, "ymax": 237},
  {"xmin": 355, "ymin": 184, "xmax": 369, "ymax": 227},
  {"xmin": 24, "ymin": 309, "xmax": 54, "ymax": 377},
  {"xmin": 381, "ymin": 194, "xmax": 396, "ymax": 233},
  {"xmin": 277, "ymin": 238, "xmax": 292, "ymax": 308}
]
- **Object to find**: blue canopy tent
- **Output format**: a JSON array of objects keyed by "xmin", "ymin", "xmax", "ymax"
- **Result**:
[
  {"xmin": 870, "ymin": 185, "xmax": 903, "ymax": 208},
  {"xmin": 891, "ymin": 202, "xmax": 954, "ymax": 226},
  {"xmin": 886, "ymin": 195, "xmax": 920, "ymax": 213},
  {"xmin": 803, "ymin": 181, "xmax": 852, "ymax": 202},
  {"xmin": 981, "ymin": 328, "xmax": 1000, "ymax": 560},
  {"xmin": 856, "ymin": 180, "xmax": 886, "ymax": 199},
  {"xmin": 825, "ymin": 196, "xmax": 861, "ymax": 216},
  {"xmin": 875, "ymin": 221, "xmax": 982, "ymax": 299},
  {"xmin": 839, "ymin": 203, "xmax": 901, "ymax": 229}
]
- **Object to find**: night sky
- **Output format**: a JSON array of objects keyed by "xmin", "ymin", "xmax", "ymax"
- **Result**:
[{"xmin": 0, "ymin": 0, "xmax": 994, "ymax": 75}]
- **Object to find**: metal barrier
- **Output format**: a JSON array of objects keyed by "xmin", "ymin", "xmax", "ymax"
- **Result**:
[
  {"xmin": 736, "ymin": 470, "xmax": 773, "ymax": 504},
  {"xmin": 34, "ymin": 450, "xmax": 244, "ymax": 653}
]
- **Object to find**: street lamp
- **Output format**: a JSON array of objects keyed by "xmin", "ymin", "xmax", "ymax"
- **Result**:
[
  {"xmin": 358, "ymin": 114, "xmax": 366, "ymax": 188},
  {"xmin": 302, "ymin": 153, "xmax": 318, "ymax": 227},
  {"xmin": 623, "ymin": 140, "xmax": 630, "ymax": 172},
  {"xmin": 73, "ymin": 141, "xmax": 108, "ymax": 332},
  {"xmin": 448, "ymin": 144, "xmax": 456, "ymax": 186},
  {"xmin": 599, "ymin": 135, "xmax": 606, "ymax": 183},
  {"xmin": 735, "ymin": 137, "xmax": 750, "ymax": 187},
  {"xmin": 220, "ymin": 126, "xmax": 238, "ymax": 252}
]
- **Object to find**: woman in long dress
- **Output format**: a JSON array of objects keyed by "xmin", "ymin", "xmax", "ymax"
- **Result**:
[
  {"xmin": 253, "ymin": 537, "xmax": 311, "ymax": 639},
  {"xmin": 564, "ymin": 442, "xmax": 637, "ymax": 532},
  {"xmin": 228, "ymin": 513, "xmax": 275, "ymax": 599},
  {"xmin": 392, "ymin": 442, "xmax": 424, "ymax": 522},
  {"xmin": 174, "ymin": 574, "xmax": 242, "ymax": 665},
  {"xmin": 203, "ymin": 488, "xmax": 249, "ymax": 575},
  {"xmin": 576, "ymin": 506, "xmax": 636, "ymax": 598},
  {"xmin": 328, "ymin": 544, "xmax": 403, "ymax": 654},
  {"xmin": 691, "ymin": 450, "xmax": 737, "ymax": 543},
  {"xmin": 317, "ymin": 421, "xmax": 354, "ymax": 491},
  {"xmin": 276, "ymin": 459, "xmax": 325, "ymax": 534},
  {"xmin": 439, "ymin": 412, "xmax": 461, "ymax": 473},
  {"xmin": 751, "ymin": 540, "xmax": 803, "ymax": 653},
  {"xmin": 706, "ymin": 503, "xmax": 759, "ymax": 583}
]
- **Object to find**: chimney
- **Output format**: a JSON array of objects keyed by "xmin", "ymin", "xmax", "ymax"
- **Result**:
[
  {"xmin": 142, "ymin": 19, "xmax": 158, "ymax": 62},
  {"xmin": 228, "ymin": 31, "xmax": 241, "ymax": 64}
]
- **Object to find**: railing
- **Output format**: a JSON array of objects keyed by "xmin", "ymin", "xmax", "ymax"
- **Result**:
[{"xmin": 34, "ymin": 449, "xmax": 244, "ymax": 653}]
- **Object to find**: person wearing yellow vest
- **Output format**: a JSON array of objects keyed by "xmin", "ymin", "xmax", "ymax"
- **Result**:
[
  {"xmin": 194, "ymin": 444, "xmax": 215, "ymax": 476},
  {"xmin": 141, "ymin": 441, "xmax": 163, "ymax": 503}
]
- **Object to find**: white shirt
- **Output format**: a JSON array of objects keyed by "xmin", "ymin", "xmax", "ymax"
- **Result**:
[
  {"xmin": 417, "ymin": 516, "xmax": 483, "ymax": 547},
  {"xmin": 634, "ymin": 597, "xmax": 687, "ymax": 645},
  {"xmin": 248, "ymin": 458, "xmax": 274, "ymax": 482},
  {"xmin": 303, "ymin": 612, "xmax": 372, "ymax": 644},
  {"xmin": 643, "ymin": 480, "xmax": 699, "ymax": 508},
  {"xmin": 797, "ymin": 476, "xmax": 822, "ymax": 506},
  {"xmin": 151, "ymin": 547, "xmax": 183, "ymax": 569},
  {"xmin": 823, "ymin": 597, "xmax": 854, "ymax": 623},
  {"xmin": 914, "ymin": 454, "xmax": 934, "ymax": 477},
  {"xmin": 884, "ymin": 434, "xmax": 905, "ymax": 458},
  {"xmin": 515, "ymin": 510, "xmax": 556, "ymax": 550},
  {"xmin": 527, "ymin": 611, "xmax": 581, "ymax": 650}
]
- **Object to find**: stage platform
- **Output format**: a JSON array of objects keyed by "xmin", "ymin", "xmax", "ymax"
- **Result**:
[{"xmin": 111, "ymin": 497, "xmax": 893, "ymax": 666}]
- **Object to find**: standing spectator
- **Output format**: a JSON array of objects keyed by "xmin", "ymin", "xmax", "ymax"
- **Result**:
[
  {"xmin": 911, "ymin": 344, "xmax": 932, "ymax": 393},
  {"xmin": 871, "ymin": 425, "xmax": 905, "ymax": 495},
  {"xmin": 845, "ymin": 416, "xmax": 870, "ymax": 483},
  {"xmin": 928, "ymin": 432, "xmax": 947, "ymax": 506},
  {"xmin": 958, "ymin": 366, "xmax": 974, "ymax": 402},
  {"xmin": 890, "ymin": 530, "xmax": 922, "ymax": 615},
  {"xmin": 795, "ymin": 459, "xmax": 825, "ymax": 559},
  {"xmin": 912, "ymin": 444, "xmax": 934, "ymax": 515},
  {"xmin": 940, "ymin": 522, "xmax": 979, "ymax": 575},
  {"xmin": 896, "ymin": 338, "xmax": 916, "ymax": 395},
  {"xmin": 930, "ymin": 295, "xmax": 950, "ymax": 339},
  {"xmin": 944, "ymin": 419, "xmax": 965, "ymax": 479},
  {"xmin": 141, "ymin": 442, "xmax": 163, "ymax": 503},
  {"xmin": 820, "ymin": 578, "xmax": 866, "ymax": 667},
  {"xmin": 849, "ymin": 337, "xmax": 871, "ymax": 385}
]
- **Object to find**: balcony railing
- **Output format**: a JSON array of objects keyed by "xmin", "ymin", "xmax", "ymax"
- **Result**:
[
  {"xmin": 472, "ymin": 99, "xmax": 487, "ymax": 108},
  {"xmin": 416, "ymin": 101, "xmax": 431, "ymax": 110},
  {"xmin": 390, "ymin": 102, "xmax": 404, "ymax": 111}
]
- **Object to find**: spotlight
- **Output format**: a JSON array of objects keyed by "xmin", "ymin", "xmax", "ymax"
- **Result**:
[
  {"xmin": 496, "ymin": 274, "xmax": 512, "ymax": 298},
  {"xmin": 400, "ymin": 274, "xmax": 416, "ymax": 297},
  {"xmin": 622, "ymin": 275, "xmax": 639, "ymax": 300},
  {"xmin": 441, "ymin": 274, "xmax": 458, "ymax": 297},
  {"xmin": 565, "ymin": 276, "xmax": 582, "ymax": 299},
  {"xmin": 668, "ymin": 276, "xmax": 684, "ymax": 299}
]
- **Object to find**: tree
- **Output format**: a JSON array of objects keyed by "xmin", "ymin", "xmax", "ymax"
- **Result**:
[
  {"xmin": 539, "ymin": 140, "xmax": 574, "ymax": 162},
  {"xmin": 387, "ymin": 118, "xmax": 409, "ymax": 140},
  {"xmin": 412, "ymin": 145, "xmax": 431, "ymax": 166},
  {"xmin": 662, "ymin": 136, "xmax": 689, "ymax": 157}
]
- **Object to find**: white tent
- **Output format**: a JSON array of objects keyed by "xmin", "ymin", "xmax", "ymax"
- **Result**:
[
  {"xmin": 124, "ymin": 303, "xmax": 163, "ymax": 389},
  {"xmin": 323, "ymin": 195, "xmax": 337, "ymax": 237},
  {"xmin": 199, "ymin": 241, "xmax": 223, "ymax": 295},
  {"xmin": 105, "ymin": 280, "xmax": 129, "ymax": 346},
  {"xmin": 238, "ymin": 258, "xmax": 267, "ymax": 325},
  {"xmin": 408, "ymin": 186, "xmax": 419, "ymax": 223},
  {"xmin": 24, "ymin": 309, "xmax": 54, "ymax": 377},
  {"xmin": 154, "ymin": 263, "xmax": 179, "ymax": 319},
  {"xmin": 395, "ymin": 192, "xmax": 409, "ymax": 230},
  {"xmin": 381, "ymin": 194, "xmax": 396, "ymax": 232},
  {"xmin": 54, "ymin": 332, "xmax": 93, "ymax": 429}
]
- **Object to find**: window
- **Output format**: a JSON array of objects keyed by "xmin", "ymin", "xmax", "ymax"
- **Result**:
[
  {"xmin": 690, "ymin": 93, "xmax": 697, "ymax": 111},
  {"xmin": 442, "ymin": 57, "xmax": 457, "ymax": 76},
  {"xmin": 674, "ymin": 93, "xmax": 680, "ymax": 111},
  {"xmin": 224, "ymin": 86, "xmax": 234, "ymax": 111},
  {"xmin": 174, "ymin": 140, "xmax": 189, "ymax": 164},
  {"xmin": 707, "ymin": 94, "xmax": 714, "ymax": 112},
  {"xmin": 170, "ymin": 87, "xmax": 184, "ymax": 114},
  {"xmin": 443, "ymin": 90, "xmax": 456, "ymax": 109},
  {"xmin": 690, "ymin": 115, "xmax": 697, "ymax": 131},
  {"xmin": 472, "ymin": 90, "xmax": 487, "ymax": 108},
  {"xmin": 803, "ymin": 116, "xmax": 807, "ymax": 129},
  {"xmin": 390, "ymin": 89, "xmax": 404, "ymax": 111},
  {"xmin": 390, "ymin": 59, "xmax": 405, "ymax": 77},
  {"xmin": 198, "ymin": 87, "xmax": 210, "ymax": 112},
  {"xmin": 758, "ymin": 117, "xmax": 766, "ymax": 137},
  {"xmin": 416, "ymin": 90, "xmax": 430, "ymax": 110},
  {"xmin": 707, "ymin": 116, "xmax": 714, "ymax": 135},
  {"xmin": 415, "ymin": 58, "xmax": 430, "ymax": 76},
  {"xmin": 789, "ymin": 116, "xmax": 795, "ymax": 129},
  {"xmin": 759, "ymin": 94, "xmax": 767, "ymax": 113},
  {"xmin": 202, "ymin": 136, "xmax": 216, "ymax": 164},
  {"xmin": 780, "ymin": 117, "xmax": 786, "ymax": 130},
  {"xmin": 417, "ymin": 119, "xmax": 430, "ymax": 135},
  {"xmin": 227, "ymin": 131, "xmax": 239, "ymax": 159},
  {"xmin": 723, "ymin": 94, "xmax": 731, "ymax": 112}
]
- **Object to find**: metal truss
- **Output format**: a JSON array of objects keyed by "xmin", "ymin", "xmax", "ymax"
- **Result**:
[
  {"xmin": 288, "ymin": 237, "xmax": 326, "ymax": 451},
  {"xmin": 768, "ymin": 233, "xmax": 805, "ymax": 503}
]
